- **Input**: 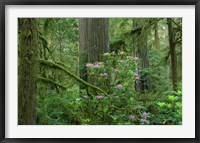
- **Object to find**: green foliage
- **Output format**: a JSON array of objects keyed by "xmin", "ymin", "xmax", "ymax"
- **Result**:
[
  {"xmin": 32, "ymin": 18, "xmax": 182, "ymax": 125},
  {"xmin": 36, "ymin": 51, "xmax": 182, "ymax": 125},
  {"xmin": 153, "ymin": 85, "xmax": 182, "ymax": 125},
  {"xmin": 86, "ymin": 51, "xmax": 138, "ymax": 94}
]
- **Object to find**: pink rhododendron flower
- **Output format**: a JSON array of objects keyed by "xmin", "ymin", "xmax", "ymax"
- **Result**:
[
  {"xmin": 119, "ymin": 59, "xmax": 124, "ymax": 63},
  {"xmin": 96, "ymin": 95, "xmax": 103, "ymax": 99},
  {"xmin": 134, "ymin": 56, "xmax": 139, "ymax": 60},
  {"xmin": 134, "ymin": 72, "xmax": 138, "ymax": 76},
  {"xmin": 141, "ymin": 118, "xmax": 146, "ymax": 122},
  {"xmin": 86, "ymin": 63, "xmax": 93, "ymax": 67},
  {"xmin": 82, "ymin": 95, "xmax": 89, "ymax": 98},
  {"xmin": 130, "ymin": 115, "xmax": 135, "ymax": 119},
  {"xmin": 94, "ymin": 63, "xmax": 99, "ymax": 68},
  {"xmin": 117, "ymin": 84, "xmax": 123, "ymax": 89},
  {"xmin": 103, "ymin": 52, "xmax": 109, "ymax": 56},
  {"xmin": 135, "ymin": 76, "xmax": 139, "ymax": 80},
  {"xmin": 143, "ymin": 112, "xmax": 148, "ymax": 117}
]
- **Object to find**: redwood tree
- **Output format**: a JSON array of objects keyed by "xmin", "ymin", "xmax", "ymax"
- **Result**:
[
  {"xmin": 79, "ymin": 18, "xmax": 109, "ymax": 85},
  {"xmin": 18, "ymin": 18, "xmax": 39, "ymax": 125}
]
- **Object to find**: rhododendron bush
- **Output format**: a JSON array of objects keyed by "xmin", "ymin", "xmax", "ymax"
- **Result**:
[
  {"xmin": 86, "ymin": 51, "xmax": 139, "ymax": 95},
  {"xmin": 75, "ymin": 51, "xmax": 150, "ymax": 125}
]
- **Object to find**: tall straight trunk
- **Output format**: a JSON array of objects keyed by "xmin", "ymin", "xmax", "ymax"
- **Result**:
[
  {"xmin": 154, "ymin": 22, "xmax": 161, "ymax": 78},
  {"xmin": 167, "ymin": 18, "xmax": 178, "ymax": 91},
  {"xmin": 154, "ymin": 22, "xmax": 160, "ymax": 51},
  {"xmin": 133, "ymin": 19, "xmax": 151, "ymax": 92},
  {"xmin": 79, "ymin": 18, "xmax": 109, "ymax": 86},
  {"xmin": 18, "ymin": 18, "xmax": 39, "ymax": 125}
]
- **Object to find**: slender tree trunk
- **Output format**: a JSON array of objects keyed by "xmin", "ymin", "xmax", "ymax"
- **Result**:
[
  {"xmin": 167, "ymin": 18, "xmax": 178, "ymax": 91},
  {"xmin": 79, "ymin": 18, "xmax": 109, "ymax": 86},
  {"xmin": 18, "ymin": 18, "xmax": 39, "ymax": 125},
  {"xmin": 133, "ymin": 19, "xmax": 151, "ymax": 92},
  {"xmin": 154, "ymin": 22, "xmax": 160, "ymax": 51}
]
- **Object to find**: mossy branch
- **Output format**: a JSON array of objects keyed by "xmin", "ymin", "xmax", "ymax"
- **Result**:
[
  {"xmin": 39, "ymin": 59, "xmax": 109, "ymax": 96},
  {"xmin": 130, "ymin": 18, "xmax": 162, "ymax": 34},
  {"xmin": 38, "ymin": 76, "xmax": 67, "ymax": 89}
]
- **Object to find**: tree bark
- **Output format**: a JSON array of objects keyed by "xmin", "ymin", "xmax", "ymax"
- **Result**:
[
  {"xmin": 18, "ymin": 18, "xmax": 39, "ymax": 125},
  {"xmin": 154, "ymin": 22, "xmax": 160, "ymax": 51},
  {"xmin": 167, "ymin": 18, "xmax": 178, "ymax": 91},
  {"xmin": 79, "ymin": 18, "xmax": 109, "ymax": 86},
  {"xmin": 133, "ymin": 19, "xmax": 151, "ymax": 92}
]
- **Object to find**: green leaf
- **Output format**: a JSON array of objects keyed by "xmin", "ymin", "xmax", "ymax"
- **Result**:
[
  {"xmin": 176, "ymin": 90, "xmax": 182, "ymax": 96},
  {"xmin": 176, "ymin": 102, "xmax": 182, "ymax": 109},
  {"xmin": 157, "ymin": 102, "xmax": 166, "ymax": 108},
  {"xmin": 168, "ymin": 95, "xmax": 177, "ymax": 102},
  {"xmin": 166, "ymin": 103, "xmax": 173, "ymax": 109}
]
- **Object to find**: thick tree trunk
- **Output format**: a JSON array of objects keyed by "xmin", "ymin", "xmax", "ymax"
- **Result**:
[
  {"xmin": 18, "ymin": 18, "xmax": 39, "ymax": 125},
  {"xmin": 79, "ymin": 18, "xmax": 109, "ymax": 86},
  {"xmin": 167, "ymin": 18, "xmax": 178, "ymax": 91}
]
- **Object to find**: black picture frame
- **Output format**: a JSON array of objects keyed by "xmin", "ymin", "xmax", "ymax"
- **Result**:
[{"xmin": 0, "ymin": 0, "xmax": 199, "ymax": 143}]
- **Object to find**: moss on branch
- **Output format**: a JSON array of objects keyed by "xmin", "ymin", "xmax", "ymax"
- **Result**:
[
  {"xmin": 39, "ymin": 59, "xmax": 109, "ymax": 96},
  {"xmin": 37, "ymin": 76, "xmax": 67, "ymax": 89}
]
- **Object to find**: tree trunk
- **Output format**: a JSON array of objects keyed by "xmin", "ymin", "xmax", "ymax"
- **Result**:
[
  {"xmin": 154, "ymin": 22, "xmax": 160, "ymax": 51},
  {"xmin": 133, "ymin": 19, "xmax": 151, "ymax": 92},
  {"xmin": 18, "ymin": 18, "xmax": 39, "ymax": 125},
  {"xmin": 79, "ymin": 18, "xmax": 109, "ymax": 86},
  {"xmin": 167, "ymin": 18, "xmax": 178, "ymax": 91}
]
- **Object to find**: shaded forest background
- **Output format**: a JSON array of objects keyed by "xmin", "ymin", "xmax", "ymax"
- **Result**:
[{"xmin": 18, "ymin": 18, "xmax": 182, "ymax": 125}]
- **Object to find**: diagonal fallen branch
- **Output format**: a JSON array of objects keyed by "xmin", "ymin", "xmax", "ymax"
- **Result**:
[
  {"xmin": 39, "ymin": 59, "xmax": 109, "ymax": 96},
  {"xmin": 37, "ymin": 76, "xmax": 67, "ymax": 89}
]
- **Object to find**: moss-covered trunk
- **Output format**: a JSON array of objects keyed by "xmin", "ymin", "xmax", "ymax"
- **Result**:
[
  {"xmin": 167, "ymin": 18, "xmax": 178, "ymax": 91},
  {"xmin": 18, "ymin": 18, "xmax": 39, "ymax": 125}
]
